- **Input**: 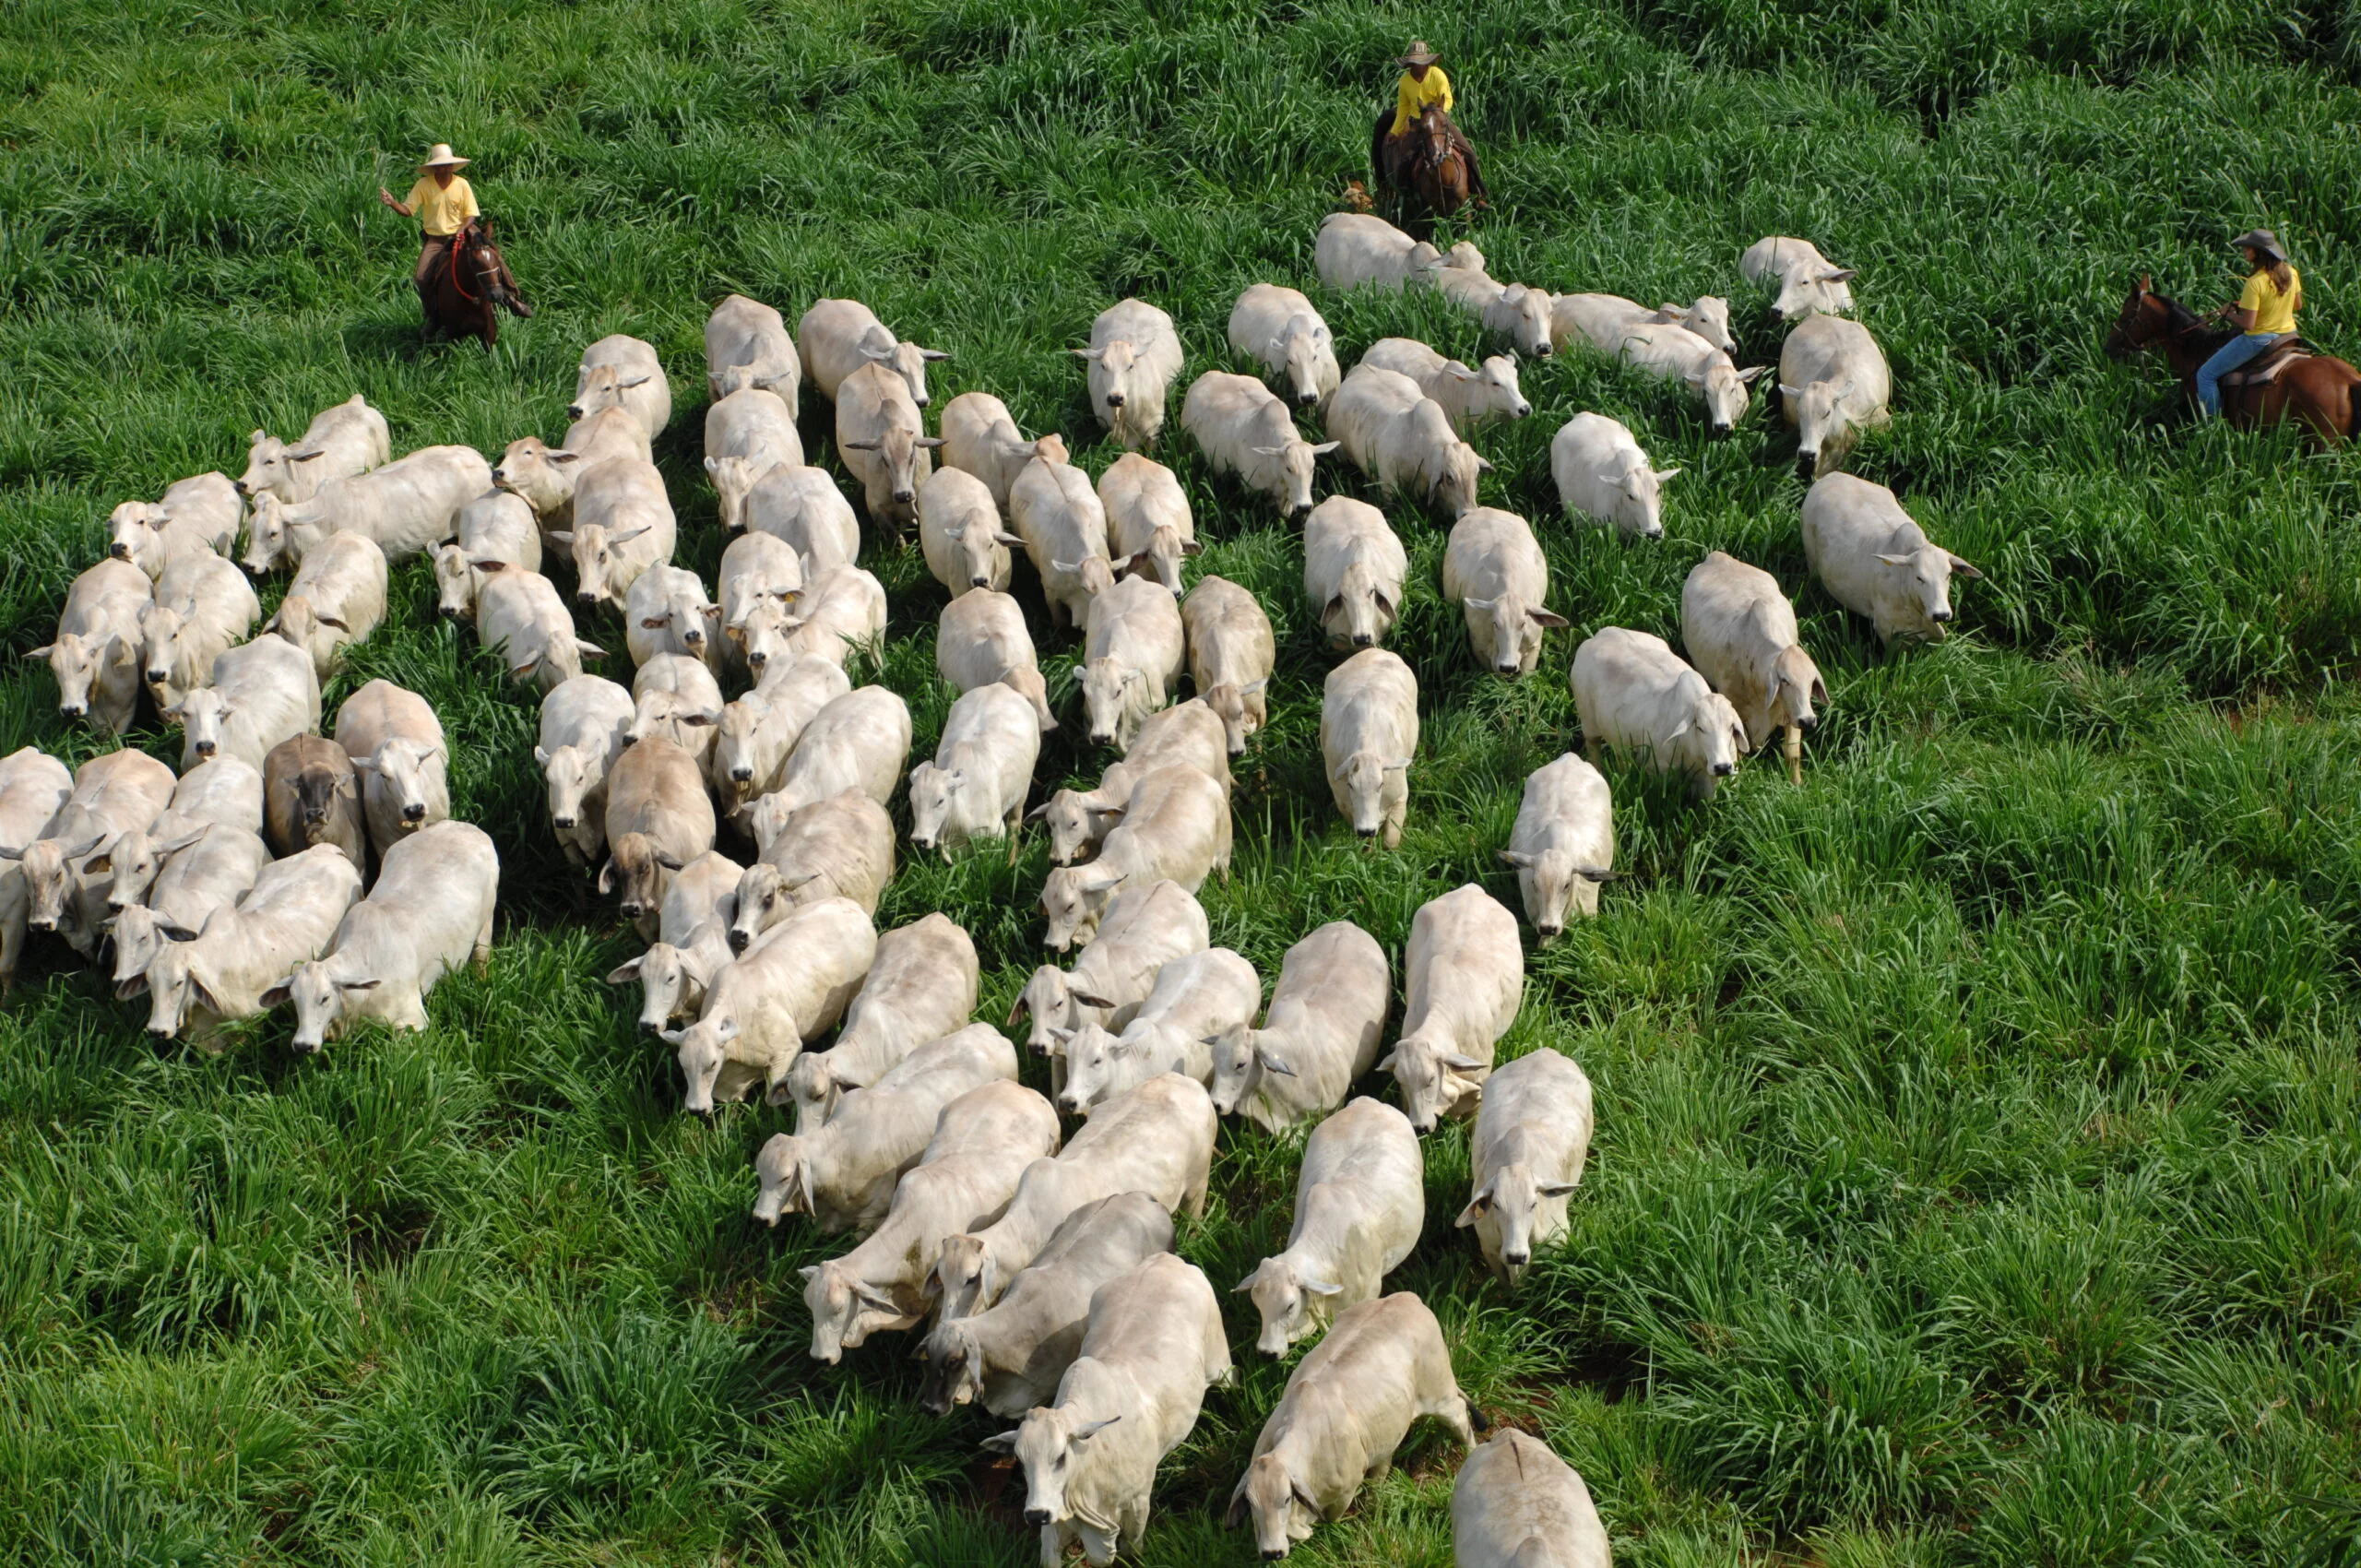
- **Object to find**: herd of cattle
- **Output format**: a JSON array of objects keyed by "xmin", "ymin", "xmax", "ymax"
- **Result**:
[{"xmin": 0, "ymin": 211, "xmax": 1981, "ymax": 1565}]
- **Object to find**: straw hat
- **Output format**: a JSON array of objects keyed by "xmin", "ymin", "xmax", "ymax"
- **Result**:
[
  {"xmin": 1397, "ymin": 40, "xmax": 1441, "ymax": 65},
  {"xmin": 419, "ymin": 144, "xmax": 470, "ymax": 171},
  {"xmin": 2231, "ymin": 228, "xmax": 2285, "ymax": 263}
]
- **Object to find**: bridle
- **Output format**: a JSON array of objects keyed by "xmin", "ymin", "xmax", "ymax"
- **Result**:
[{"xmin": 448, "ymin": 221, "xmax": 505, "ymax": 307}]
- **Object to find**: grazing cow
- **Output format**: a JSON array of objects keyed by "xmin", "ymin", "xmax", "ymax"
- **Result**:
[
  {"xmin": 718, "ymin": 530, "xmax": 804, "ymax": 638},
  {"xmin": 1229, "ymin": 1293, "xmax": 1477, "ymax": 1559},
  {"xmin": 601, "ymin": 736, "xmax": 718, "ymax": 934},
  {"xmin": 623, "ymin": 563, "xmax": 720, "ymax": 671},
  {"xmin": 918, "ymin": 1191, "xmax": 1174, "ymax": 1418},
  {"xmin": 170, "ymin": 636, "xmax": 319, "ymax": 775},
  {"xmin": 1228, "ymin": 283, "xmax": 1341, "ymax": 410},
  {"xmin": 1238, "ymin": 1098, "xmax": 1422, "ymax": 1352},
  {"xmin": 1801, "ymin": 473, "xmax": 1980, "ymax": 646},
  {"xmin": 908, "ymin": 683, "xmax": 1040, "ymax": 856},
  {"xmin": 1443, "ymin": 508, "xmax": 1564, "ymax": 678},
  {"xmin": 753, "ymin": 1024, "xmax": 1017, "ymax": 1233},
  {"xmin": 1681, "ymin": 552, "xmax": 1826, "ymax": 783},
  {"xmin": 1572, "ymin": 627, "xmax": 1748, "ymax": 800},
  {"xmin": 942, "ymin": 392, "xmax": 1057, "ymax": 514},
  {"xmin": 746, "ymin": 564, "xmax": 886, "ymax": 674},
  {"xmin": 1078, "ymin": 298, "xmax": 1185, "ymax": 450},
  {"xmin": 605, "ymin": 849, "xmax": 743, "ymax": 1034},
  {"xmin": 1359, "ymin": 338, "xmax": 1531, "ymax": 430},
  {"xmin": 1054, "ymin": 947, "xmax": 1259, "ymax": 1115},
  {"xmin": 474, "ymin": 564, "xmax": 604, "ymax": 693},
  {"xmin": 432, "ymin": 491, "xmax": 540, "ymax": 621},
  {"xmin": 1097, "ymin": 454, "xmax": 1197, "ymax": 597},
  {"xmin": 1314, "ymin": 212, "xmax": 1444, "ymax": 291},
  {"xmin": 30, "ymin": 559, "xmax": 150, "ymax": 736},
  {"xmin": 797, "ymin": 298, "xmax": 946, "ymax": 407},
  {"xmin": 1435, "ymin": 264, "xmax": 1554, "ymax": 358},
  {"xmin": 1550, "ymin": 293, "xmax": 1738, "ymax": 359},
  {"xmin": 8, "ymin": 749, "xmax": 174, "ymax": 959},
  {"xmin": 107, "ymin": 473, "xmax": 240, "ymax": 580},
  {"xmin": 268, "ymin": 820, "xmax": 498, "ymax": 1051},
  {"xmin": 919, "ymin": 466, "xmax": 1022, "ymax": 596},
  {"xmin": 140, "ymin": 552, "xmax": 259, "ymax": 713},
  {"xmin": 1453, "ymin": 1430, "xmax": 1613, "ymax": 1568},
  {"xmin": 488, "ymin": 437, "xmax": 591, "ymax": 529},
  {"xmin": 335, "ymin": 680, "xmax": 448, "ymax": 856},
  {"xmin": 782, "ymin": 915, "xmax": 981, "ymax": 1130},
  {"xmin": 703, "ymin": 387, "xmax": 805, "ymax": 530},
  {"xmin": 243, "ymin": 445, "xmax": 491, "ymax": 571},
  {"xmin": 939, "ymin": 589, "xmax": 1057, "ymax": 734},
  {"xmin": 713, "ymin": 656, "xmax": 848, "ymax": 818},
  {"xmin": 1326, "ymin": 365, "xmax": 1486, "ymax": 518},
  {"xmin": 1081, "ymin": 575, "xmax": 1186, "ymax": 752},
  {"xmin": 1303, "ymin": 497, "xmax": 1407, "ymax": 653},
  {"xmin": 742, "ymin": 463, "xmax": 862, "ymax": 566},
  {"xmin": 1181, "ymin": 372, "xmax": 1337, "ymax": 519},
  {"xmin": 1036, "ymin": 699, "xmax": 1230, "ymax": 867},
  {"xmin": 1741, "ymin": 235, "xmax": 1856, "ymax": 320},
  {"xmin": 1603, "ymin": 322, "xmax": 1765, "ymax": 437},
  {"xmin": 1458, "ymin": 1049, "xmax": 1594, "ymax": 1284},
  {"xmin": 733, "ymin": 788, "xmax": 897, "ymax": 947},
  {"xmin": 0, "ymin": 749, "xmax": 74, "ymax": 989},
  {"xmin": 262, "ymin": 735, "xmax": 365, "ymax": 872},
  {"xmin": 236, "ymin": 395, "xmax": 391, "ymax": 505},
  {"xmin": 268, "ymin": 530, "xmax": 387, "ymax": 679},
  {"xmin": 1010, "ymin": 447, "xmax": 1116, "ymax": 633},
  {"xmin": 1551, "ymin": 412, "xmax": 1677, "ymax": 540},
  {"xmin": 139, "ymin": 844, "xmax": 362, "ymax": 1048},
  {"xmin": 983, "ymin": 1252, "xmax": 1232, "ymax": 1568},
  {"xmin": 1180, "ymin": 577, "xmax": 1273, "ymax": 755},
  {"xmin": 802, "ymin": 1080, "xmax": 1061, "ymax": 1363},
  {"xmin": 706, "ymin": 293, "xmax": 800, "ymax": 403},
  {"xmin": 1779, "ymin": 312, "xmax": 1892, "ymax": 478},
  {"xmin": 568, "ymin": 334, "xmax": 671, "ymax": 440},
  {"xmin": 762, "ymin": 684, "xmax": 911, "ymax": 819},
  {"xmin": 537, "ymin": 675, "xmax": 638, "ymax": 867},
  {"xmin": 666, "ymin": 895, "xmax": 875, "ymax": 1112},
  {"xmin": 1012, "ymin": 878, "xmax": 1208, "ymax": 1063},
  {"xmin": 1038, "ymin": 767, "xmax": 1230, "ymax": 952},
  {"xmin": 552, "ymin": 458, "xmax": 676, "ymax": 609},
  {"xmin": 1388, "ymin": 884, "xmax": 1524, "ymax": 1131},
  {"xmin": 101, "ymin": 826, "xmax": 270, "ymax": 997},
  {"xmin": 1208, "ymin": 920, "xmax": 1387, "ymax": 1133},
  {"xmin": 1501, "ymin": 754, "xmax": 1615, "ymax": 940},
  {"xmin": 1320, "ymin": 648, "xmax": 1419, "ymax": 849}
]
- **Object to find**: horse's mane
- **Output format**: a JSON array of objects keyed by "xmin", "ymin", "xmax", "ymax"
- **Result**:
[{"xmin": 2152, "ymin": 291, "xmax": 2204, "ymax": 334}]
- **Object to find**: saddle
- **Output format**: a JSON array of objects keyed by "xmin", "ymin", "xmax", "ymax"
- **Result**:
[{"xmin": 2222, "ymin": 337, "xmax": 2314, "ymax": 389}]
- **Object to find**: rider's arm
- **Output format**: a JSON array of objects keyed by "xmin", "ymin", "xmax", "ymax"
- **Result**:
[{"xmin": 378, "ymin": 187, "xmax": 413, "ymax": 218}]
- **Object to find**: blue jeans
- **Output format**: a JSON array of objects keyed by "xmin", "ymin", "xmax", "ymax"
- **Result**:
[{"xmin": 2197, "ymin": 331, "xmax": 2287, "ymax": 418}]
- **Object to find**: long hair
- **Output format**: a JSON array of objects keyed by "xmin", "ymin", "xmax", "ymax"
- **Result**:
[{"xmin": 2263, "ymin": 255, "xmax": 2296, "ymax": 294}]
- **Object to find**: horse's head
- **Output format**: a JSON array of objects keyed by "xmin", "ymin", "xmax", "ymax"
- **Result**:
[
  {"xmin": 459, "ymin": 220, "xmax": 512, "ymax": 307},
  {"xmin": 1417, "ymin": 105, "xmax": 1455, "ymax": 163},
  {"xmin": 2103, "ymin": 273, "xmax": 2166, "ymax": 360}
]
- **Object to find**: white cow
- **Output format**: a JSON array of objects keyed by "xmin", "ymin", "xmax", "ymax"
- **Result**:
[
  {"xmin": 741, "ymin": 464, "xmax": 861, "ymax": 565},
  {"xmin": 1458, "ymin": 1049, "xmax": 1594, "ymax": 1284},
  {"xmin": 750, "ymin": 563, "xmax": 887, "ymax": 676},
  {"xmin": 1358, "ymin": 337, "xmax": 1531, "ymax": 430},
  {"xmin": 706, "ymin": 293, "xmax": 800, "ymax": 403},
  {"xmin": 1181, "ymin": 576, "xmax": 1273, "ymax": 754},
  {"xmin": 909, "ymin": 683, "xmax": 1040, "ymax": 857},
  {"xmin": 666, "ymin": 895, "xmax": 875, "ymax": 1112},
  {"xmin": 487, "ymin": 437, "xmax": 591, "ymax": 529},
  {"xmin": 1053, "ymin": 946, "xmax": 1259, "ymax": 1115},
  {"xmin": 1779, "ymin": 312, "xmax": 1892, "ymax": 477},
  {"xmin": 1571, "ymin": 627, "xmax": 1748, "ymax": 800},
  {"xmin": 1551, "ymin": 412, "xmax": 1676, "ymax": 541},
  {"xmin": 718, "ymin": 530, "xmax": 804, "ymax": 640},
  {"xmin": 765, "ymin": 684, "xmax": 912, "ymax": 818},
  {"xmin": 1388, "ymin": 884, "xmax": 1523, "ymax": 1132},
  {"xmin": 836, "ymin": 361, "xmax": 940, "ymax": 531},
  {"xmin": 710, "ymin": 661, "xmax": 850, "ymax": 820},
  {"xmin": 270, "ymin": 820, "xmax": 497, "ymax": 1051},
  {"xmin": 600, "ymin": 736, "xmax": 718, "ymax": 933},
  {"xmin": 1078, "ymin": 298, "xmax": 1185, "ymax": 450},
  {"xmin": 107, "ymin": 473, "xmax": 240, "ymax": 580},
  {"xmin": 31, "ymin": 559, "xmax": 150, "ymax": 735},
  {"xmin": 1608, "ymin": 322, "xmax": 1765, "ymax": 438},
  {"xmin": 1038, "ymin": 767, "xmax": 1230, "ymax": 952},
  {"xmin": 551, "ymin": 459, "xmax": 676, "ymax": 609},
  {"xmin": 1443, "ymin": 507, "xmax": 1564, "ymax": 677},
  {"xmin": 1081, "ymin": 575, "xmax": 1186, "ymax": 752},
  {"xmin": 1181, "ymin": 372, "xmax": 1337, "ymax": 519},
  {"xmin": 171, "ymin": 636, "xmax": 319, "ymax": 774},
  {"xmin": 10, "ymin": 749, "xmax": 173, "ymax": 959},
  {"xmin": 983, "ymin": 1252, "xmax": 1232, "ymax": 1568},
  {"xmin": 537, "ymin": 675, "xmax": 636, "ymax": 866},
  {"xmin": 1304, "ymin": 496, "xmax": 1406, "ymax": 652},
  {"xmin": 782, "ymin": 915, "xmax": 980, "ymax": 1129},
  {"xmin": 732, "ymin": 788, "xmax": 896, "ymax": 948},
  {"xmin": 335, "ymin": 679, "xmax": 449, "ymax": 854},
  {"xmin": 432, "ymin": 491, "xmax": 540, "ymax": 621},
  {"xmin": 605, "ymin": 849, "xmax": 743, "ymax": 1035},
  {"xmin": 630, "ymin": 653, "xmax": 726, "ymax": 765},
  {"xmin": 1325, "ymin": 365, "xmax": 1486, "ymax": 517},
  {"xmin": 1314, "ymin": 212, "xmax": 1443, "ymax": 291},
  {"xmin": 1550, "ymin": 293, "xmax": 1738, "ymax": 359},
  {"xmin": 268, "ymin": 529, "xmax": 386, "ymax": 679},
  {"xmin": 1801, "ymin": 473, "xmax": 1979, "ymax": 646},
  {"xmin": 1320, "ymin": 648, "xmax": 1418, "ymax": 849},
  {"xmin": 1681, "ymin": 551, "xmax": 1826, "ymax": 783},
  {"xmin": 1453, "ymin": 1430, "xmax": 1613, "ymax": 1568},
  {"xmin": 1238, "ymin": 1097, "xmax": 1422, "ymax": 1353},
  {"xmin": 101, "ymin": 826, "xmax": 271, "ymax": 994},
  {"xmin": 1229, "ymin": 283, "xmax": 1340, "ymax": 410},
  {"xmin": 1012, "ymin": 878, "xmax": 1208, "ymax": 1062},
  {"xmin": 0, "ymin": 749, "xmax": 81, "ymax": 984},
  {"xmin": 797, "ymin": 298, "xmax": 946, "ymax": 407},
  {"xmin": 919, "ymin": 466, "xmax": 1022, "ymax": 596},
  {"xmin": 243, "ymin": 445, "xmax": 491, "ymax": 572},
  {"xmin": 1741, "ymin": 234, "xmax": 1856, "ymax": 320},
  {"xmin": 1035, "ymin": 699, "xmax": 1230, "ymax": 867},
  {"xmin": 703, "ymin": 387, "xmax": 804, "ymax": 529},
  {"xmin": 939, "ymin": 589, "xmax": 1055, "ymax": 734},
  {"xmin": 1010, "ymin": 448, "xmax": 1115, "ymax": 633},
  {"xmin": 158, "ymin": 756, "xmax": 263, "ymax": 838},
  {"xmin": 139, "ymin": 843, "xmax": 362, "ymax": 1048},
  {"xmin": 1501, "ymin": 754, "xmax": 1615, "ymax": 940},
  {"xmin": 475, "ymin": 564, "xmax": 604, "ymax": 694},
  {"xmin": 624, "ymin": 563, "xmax": 720, "ymax": 671},
  {"xmin": 1097, "ymin": 454, "xmax": 1196, "ymax": 597},
  {"xmin": 140, "ymin": 552, "xmax": 259, "ymax": 712},
  {"xmin": 236, "ymin": 396, "xmax": 390, "ymax": 505},
  {"xmin": 1435, "ymin": 265, "xmax": 1554, "ymax": 358},
  {"xmin": 1208, "ymin": 920, "xmax": 1387, "ymax": 1134},
  {"xmin": 941, "ymin": 393, "xmax": 1056, "ymax": 514},
  {"xmin": 1228, "ymin": 1292, "xmax": 1477, "ymax": 1559},
  {"xmin": 802, "ymin": 1079, "xmax": 1061, "ymax": 1362},
  {"xmin": 568, "ymin": 334, "xmax": 671, "ymax": 440}
]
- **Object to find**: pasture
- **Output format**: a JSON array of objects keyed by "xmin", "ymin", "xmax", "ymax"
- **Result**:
[{"xmin": 5, "ymin": 0, "xmax": 2361, "ymax": 1562}]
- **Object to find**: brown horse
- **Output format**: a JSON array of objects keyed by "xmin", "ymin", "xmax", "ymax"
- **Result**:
[
  {"xmin": 422, "ymin": 219, "xmax": 527, "ymax": 350},
  {"xmin": 1370, "ymin": 106, "xmax": 1477, "ymax": 229},
  {"xmin": 2104, "ymin": 274, "xmax": 2361, "ymax": 444}
]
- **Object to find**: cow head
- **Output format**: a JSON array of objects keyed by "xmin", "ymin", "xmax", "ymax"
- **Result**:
[
  {"xmin": 1228, "ymin": 1453, "xmax": 1322, "ymax": 1559},
  {"xmin": 981, "ymin": 1408, "xmax": 1121, "ymax": 1530},
  {"xmin": 1382, "ymin": 1030, "xmax": 1487, "ymax": 1133},
  {"xmin": 1457, "ymin": 1158, "xmax": 1582, "ymax": 1283},
  {"xmin": 1236, "ymin": 1253, "xmax": 1341, "ymax": 1355}
]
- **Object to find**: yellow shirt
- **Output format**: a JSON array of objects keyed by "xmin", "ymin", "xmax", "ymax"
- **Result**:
[
  {"xmin": 2238, "ymin": 266, "xmax": 2301, "ymax": 336},
  {"xmin": 1392, "ymin": 66, "xmax": 1453, "ymax": 135},
  {"xmin": 405, "ymin": 174, "xmax": 481, "ymax": 238}
]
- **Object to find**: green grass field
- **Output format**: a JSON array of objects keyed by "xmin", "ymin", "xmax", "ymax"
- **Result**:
[{"xmin": 6, "ymin": 0, "xmax": 2361, "ymax": 1562}]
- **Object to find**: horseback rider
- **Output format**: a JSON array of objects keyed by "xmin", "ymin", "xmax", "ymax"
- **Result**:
[
  {"xmin": 377, "ymin": 144, "xmax": 533, "ymax": 320},
  {"xmin": 2197, "ymin": 228, "xmax": 2299, "ymax": 419},
  {"xmin": 1377, "ymin": 41, "xmax": 1488, "ymax": 203}
]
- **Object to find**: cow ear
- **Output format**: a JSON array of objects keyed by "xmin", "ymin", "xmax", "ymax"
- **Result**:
[
  {"xmin": 979, "ymin": 1431, "xmax": 1021, "ymax": 1454},
  {"xmin": 1255, "ymin": 1047, "xmax": 1297, "ymax": 1077},
  {"xmin": 1529, "ymin": 609, "xmax": 1570, "ymax": 628},
  {"xmin": 22, "ymin": 646, "xmax": 53, "ymax": 663},
  {"xmin": 1738, "ymin": 365, "xmax": 1768, "ymax": 384},
  {"xmin": 1874, "ymin": 552, "xmax": 1915, "ymax": 566},
  {"xmin": 317, "ymin": 615, "xmax": 350, "ymax": 631},
  {"xmin": 1300, "ymin": 1277, "xmax": 1344, "ymax": 1297},
  {"xmin": 606, "ymin": 957, "xmax": 643, "ymax": 984},
  {"xmin": 340, "ymin": 979, "xmax": 381, "ymax": 992},
  {"xmin": 1498, "ymin": 849, "xmax": 1535, "ymax": 869},
  {"xmin": 1455, "ymin": 1184, "xmax": 1494, "ymax": 1227},
  {"xmin": 1537, "ymin": 1180, "xmax": 1581, "ymax": 1196},
  {"xmin": 596, "ymin": 858, "xmax": 616, "ymax": 895},
  {"xmin": 1776, "ymin": 384, "xmax": 1801, "ymax": 398},
  {"xmin": 1225, "ymin": 1479, "xmax": 1252, "ymax": 1528},
  {"xmin": 1074, "ymin": 1416, "xmax": 1121, "ymax": 1441},
  {"xmin": 1442, "ymin": 1052, "xmax": 1486, "ymax": 1072},
  {"xmin": 1310, "ymin": 441, "xmax": 1341, "ymax": 456},
  {"xmin": 258, "ymin": 978, "xmax": 295, "ymax": 1008},
  {"xmin": 1375, "ymin": 1051, "xmax": 1396, "ymax": 1073},
  {"xmin": 545, "ymin": 531, "xmax": 574, "ymax": 546},
  {"xmin": 1947, "ymin": 554, "xmax": 1983, "ymax": 580}
]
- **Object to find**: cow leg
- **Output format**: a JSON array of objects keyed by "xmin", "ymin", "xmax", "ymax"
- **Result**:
[
  {"xmin": 474, "ymin": 911, "xmax": 494, "ymax": 973},
  {"xmin": 1785, "ymin": 726, "xmax": 1803, "ymax": 785}
]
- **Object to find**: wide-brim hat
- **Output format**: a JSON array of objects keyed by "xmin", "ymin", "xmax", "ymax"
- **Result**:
[
  {"xmin": 2232, "ymin": 228, "xmax": 2285, "ymax": 262},
  {"xmin": 419, "ymin": 143, "xmax": 470, "ymax": 171},
  {"xmin": 1397, "ymin": 40, "xmax": 1441, "ymax": 65}
]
